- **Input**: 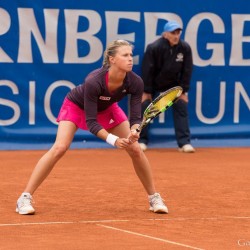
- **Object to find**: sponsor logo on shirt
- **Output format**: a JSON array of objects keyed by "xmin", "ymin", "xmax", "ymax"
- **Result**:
[
  {"xmin": 99, "ymin": 96, "xmax": 111, "ymax": 101},
  {"xmin": 176, "ymin": 53, "xmax": 184, "ymax": 62}
]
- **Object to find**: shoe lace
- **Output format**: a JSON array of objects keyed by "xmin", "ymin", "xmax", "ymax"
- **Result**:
[
  {"xmin": 20, "ymin": 196, "xmax": 34, "ymax": 207},
  {"xmin": 150, "ymin": 194, "xmax": 165, "ymax": 207}
]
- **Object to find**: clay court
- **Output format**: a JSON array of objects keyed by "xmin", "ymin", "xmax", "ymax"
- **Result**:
[{"xmin": 0, "ymin": 147, "xmax": 249, "ymax": 250}]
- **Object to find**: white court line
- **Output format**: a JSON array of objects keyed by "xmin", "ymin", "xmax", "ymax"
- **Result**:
[
  {"xmin": 0, "ymin": 219, "xmax": 129, "ymax": 227},
  {"xmin": 0, "ymin": 221, "xmax": 75, "ymax": 227},
  {"xmin": 0, "ymin": 216, "xmax": 249, "ymax": 227},
  {"xmin": 145, "ymin": 216, "xmax": 250, "ymax": 221},
  {"xmin": 97, "ymin": 223, "xmax": 204, "ymax": 250}
]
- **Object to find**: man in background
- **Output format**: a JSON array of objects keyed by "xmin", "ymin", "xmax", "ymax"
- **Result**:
[{"xmin": 139, "ymin": 20, "xmax": 195, "ymax": 153}]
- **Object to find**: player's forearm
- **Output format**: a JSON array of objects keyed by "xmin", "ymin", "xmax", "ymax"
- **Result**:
[{"xmin": 96, "ymin": 129, "xmax": 109, "ymax": 142}]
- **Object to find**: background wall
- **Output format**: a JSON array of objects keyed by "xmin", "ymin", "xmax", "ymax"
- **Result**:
[{"xmin": 0, "ymin": 0, "xmax": 250, "ymax": 150}]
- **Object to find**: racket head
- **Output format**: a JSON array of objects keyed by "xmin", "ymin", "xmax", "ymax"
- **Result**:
[
  {"xmin": 137, "ymin": 86, "xmax": 183, "ymax": 132},
  {"xmin": 149, "ymin": 86, "xmax": 183, "ymax": 113}
]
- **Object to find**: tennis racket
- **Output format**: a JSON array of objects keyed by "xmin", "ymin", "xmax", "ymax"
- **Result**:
[{"xmin": 136, "ymin": 86, "xmax": 183, "ymax": 132}]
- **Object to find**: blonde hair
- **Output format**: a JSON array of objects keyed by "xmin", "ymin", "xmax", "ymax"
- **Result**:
[{"xmin": 102, "ymin": 40, "xmax": 133, "ymax": 67}]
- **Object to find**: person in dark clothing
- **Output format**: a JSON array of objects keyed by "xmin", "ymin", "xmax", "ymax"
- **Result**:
[
  {"xmin": 16, "ymin": 40, "xmax": 168, "ymax": 215},
  {"xmin": 139, "ymin": 20, "xmax": 195, "ymax": 153}
]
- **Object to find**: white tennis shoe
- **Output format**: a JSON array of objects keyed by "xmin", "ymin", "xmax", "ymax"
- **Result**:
[
  {"xmin": 139, "ymin": 143, "xmax": 148, "ymax": 151},
  {"xmin": 148, "ymin": 193, "xmax": 168, "ymax": 214},
  {"xmin": 16, "ymin": 193, "xmax": 35, "ymax": 215},
  {"xmin": 179, "ymin": 144, "xmax": 195, "ymax": 153}
]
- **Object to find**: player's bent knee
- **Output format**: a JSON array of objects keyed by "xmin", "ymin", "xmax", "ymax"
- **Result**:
[
  {"xmin": 126, "ymin": 143, "xmax": 143, "ymax": 158},
  {"xmin": 51, "ymin": 144, "xmax": 69, "ymax": 158}
]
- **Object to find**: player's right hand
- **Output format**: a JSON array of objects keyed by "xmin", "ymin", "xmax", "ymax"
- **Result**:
[{"xmin": 115, "ymin": 138, "xmax": 131, "ymax": 149}]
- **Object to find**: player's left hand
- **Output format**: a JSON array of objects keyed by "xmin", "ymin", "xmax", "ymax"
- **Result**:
[{"xmin": 127, "ymin": 129, "xmax": 139, "ymax": 144}]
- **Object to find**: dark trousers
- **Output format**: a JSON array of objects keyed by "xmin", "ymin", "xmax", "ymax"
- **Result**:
[{"xmin": 139, "ymin": 98, "xmax": 191, "ymax": 148}]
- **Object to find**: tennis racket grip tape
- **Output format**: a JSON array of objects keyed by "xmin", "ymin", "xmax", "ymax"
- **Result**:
[{"xmin": 136, "ymin": 127, "xmax": 141, "ymax": 133}]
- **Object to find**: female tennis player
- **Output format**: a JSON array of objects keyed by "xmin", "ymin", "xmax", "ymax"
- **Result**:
[{"xmin": 16, "ymin": 40, "xmax": 168, "ymax": 215}]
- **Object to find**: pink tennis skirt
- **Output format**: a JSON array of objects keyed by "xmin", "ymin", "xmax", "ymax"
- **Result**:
[{"xmin": 57, "ymin": 97, "xmax": 128, "ymax": 130}]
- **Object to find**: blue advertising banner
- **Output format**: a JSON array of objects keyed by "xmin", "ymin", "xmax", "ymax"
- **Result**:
[{"xmin": 0, "ymin": 0, "xmax": 250, "ymax": 149}]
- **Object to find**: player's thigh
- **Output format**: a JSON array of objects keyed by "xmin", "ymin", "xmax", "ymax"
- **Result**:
[
  {"xmin": 55, "ymin": 121, "xmax": 78, "ymax": 147},
  {"xmin": 107, "ymin": 120, "xmax": 130, "ymax": 138}
]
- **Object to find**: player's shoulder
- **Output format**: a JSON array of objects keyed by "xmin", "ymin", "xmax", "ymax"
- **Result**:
[
  {"xmin": 127, "ymin": 71, "xmax": 143, "ymax": 83},
  {"xmin": 85, "ymin": 66, "xmax": 107, "ymax": 82},
  {"xmin": 126, "ymin": 71, "xmax": 144, "ymax": 93}
]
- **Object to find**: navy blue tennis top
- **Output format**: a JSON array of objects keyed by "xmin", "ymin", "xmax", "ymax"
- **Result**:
[{"xmin": 67, "ymin": 66, "xmax": 143, "ymax": 135}]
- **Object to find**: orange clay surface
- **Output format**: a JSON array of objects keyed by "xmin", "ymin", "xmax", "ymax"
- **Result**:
[{"xmin": 0, "ymin": 148, "xmax": 249, "ymax": 250}]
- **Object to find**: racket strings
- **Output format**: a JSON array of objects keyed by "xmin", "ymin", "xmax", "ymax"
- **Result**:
[
  {"xmin": 138, "ymin": 86, "xmax": 183, "ymax": 131},
  {"xmin": 153, "ymin": 89, "xmax": 181, "ymax": 110}
]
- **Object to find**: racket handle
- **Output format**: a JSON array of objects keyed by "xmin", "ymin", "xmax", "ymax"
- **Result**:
[{"xmin": 136, "ymin": 127, "xmax": 141, "ymax": 133}]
